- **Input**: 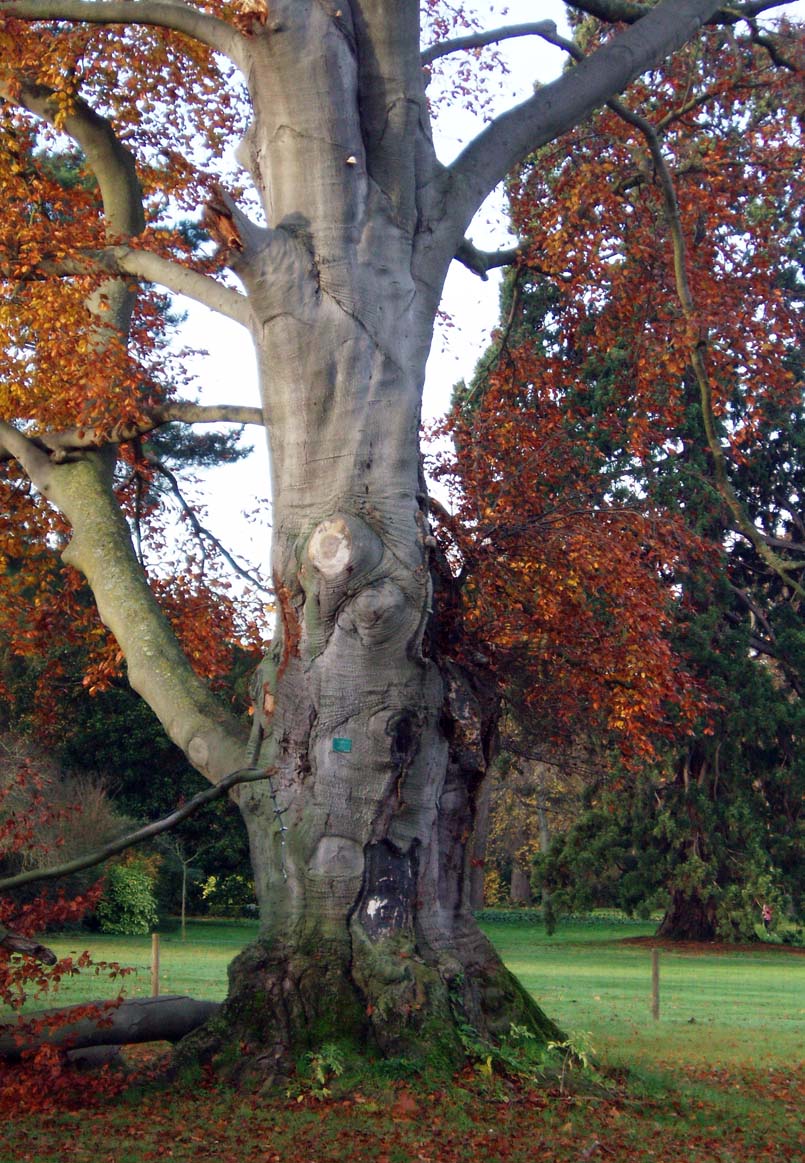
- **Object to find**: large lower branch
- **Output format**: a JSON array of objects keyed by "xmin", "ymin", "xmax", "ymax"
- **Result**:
[
  {"xmin": 0, "ymin": 403, "xmax": 265, "ymax": 464},
  {"xmin": 0, "ymin": 0, "xmax": 242, "ymax": 60},
  {"xmin": 6, "ymin": 447, "xmax": 248, "ymax": 781},
  {"xmin": 0, "ymin": 927, "xmax": 57, "ymax": 965},
  {"xmin": 0, "ymin": 768, "xmax": 273, "ymax": 893},
  {"xmin": 0, "ymin": 996, "xmax": 220, "ymax": 1063}
]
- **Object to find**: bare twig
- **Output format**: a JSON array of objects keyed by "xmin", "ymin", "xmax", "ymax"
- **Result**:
[
  {"xmin": 0, "ymin": 767, "xmax": 274, "ymax": 892},
  {"xmin": 147, "ymin": 453, "xmax": 273, "ymax": 595}
]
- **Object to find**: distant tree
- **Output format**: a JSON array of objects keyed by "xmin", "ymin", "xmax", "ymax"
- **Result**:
[{"xmin": 443, "ymin": 19, "xmax": 804, "ymax": 940}]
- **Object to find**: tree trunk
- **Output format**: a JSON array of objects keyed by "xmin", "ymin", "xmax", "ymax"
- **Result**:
[
  {"xmin": 537, "ymin": 794, "xmax": 553, "ymax": 919},
  {"xmin": 196, "ymin": 495, "xmax": 562, "ymax": 1075},
  {"xmin": 656, "ymin": 889, "xmax": 718, "ymax": 942},
  {"xmin": 510, "ymin": 865, "xmax": 533, "ymax": 907},
  {"xmin": 168, "ymin": 11, "xmax": 564, "ymax": 1077},
  {"xmin": 469, "ymin": 775, "xmax": 493, "ymax": 911},
  {"xmin": 179, "ymin": 232, "xmax": 562, "ymax": 1074}
]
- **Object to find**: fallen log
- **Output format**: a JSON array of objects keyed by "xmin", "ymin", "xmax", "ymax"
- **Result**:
[
  {"xmin": 0, "ymin": 994, "xmax": 219, "ymax": 1063},
  {"xmin": 0, "ymin": 925, "xmax": 57, "ymax": 965}
]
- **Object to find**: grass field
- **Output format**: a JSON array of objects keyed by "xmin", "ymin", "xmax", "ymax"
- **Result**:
[
  {"xmin": 482, "ymin": 914, "xmax": 805, "ymax": 1069},
  {"xmin": 2, "ymin": 914, "xmax": 803, "ymax": 1162}
]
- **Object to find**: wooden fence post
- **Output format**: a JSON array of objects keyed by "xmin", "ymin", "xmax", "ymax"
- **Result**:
[
  {"xmin": 651, "ymin": 947, "xmax": 660, "ymax": 1020},
  {"xmin": 151, "ymin": 932, "xmax": 160, "ymax": 998}
]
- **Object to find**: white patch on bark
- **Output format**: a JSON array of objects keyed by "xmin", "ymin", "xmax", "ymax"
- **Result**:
[
  {"xmin": 308, "ymin": 518, "xmax": 353, "ymax": 578},
  {"xmin": 365, "ymin": 897, "xmax": 388, "ymax": 920}
]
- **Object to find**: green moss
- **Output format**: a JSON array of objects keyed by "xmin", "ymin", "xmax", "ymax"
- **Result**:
[{"xmin": 171, "ymin": 922, "xmax": 563, "ymax": 1091}]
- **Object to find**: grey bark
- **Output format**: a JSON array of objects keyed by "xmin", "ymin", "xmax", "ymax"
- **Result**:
[
  {"xmin": 0, "ymin": 996, "xmax": 220, "ymax": 1063},
  {"xmin": 510, "ymin": 866, "xmax": 533, "ymax": 907}
]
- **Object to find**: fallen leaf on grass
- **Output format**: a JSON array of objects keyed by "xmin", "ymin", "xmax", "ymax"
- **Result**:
[{"xmin": 391, "ymin": 1089, "xmax": 420, "ymax": 1120}]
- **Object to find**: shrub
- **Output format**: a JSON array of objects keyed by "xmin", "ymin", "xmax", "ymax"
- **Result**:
[
  {"xmin": 96, "ymin": 857, "xmax": 159, "ymax": 935},
  {"xmin": 483, "ymin": 868, "xmax": 506, "ymax": 907},
  {"xmin": 200, "ymin": 873, "xmax": 256, "ymax": 917}
]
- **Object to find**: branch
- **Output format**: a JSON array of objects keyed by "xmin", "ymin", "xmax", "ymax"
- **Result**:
[
  {"xmin": 0, "ymin": 767, "xmax": 274, "ymax": 893},
  {"xmin": 422, "ymin": 21, "xmax": 559, "ymax": 67},
  {"xmin": 426, "ymin": 494, "xmax": 456, "ymax": 525},
  {"xmin": 0, "ymin": 996, "xmax": 220, "ymax": 1061},
  {"xmin": 2, "ymin": 247, "xmax": 254, "ymax": 327},
  {"xmin": 59, "ymin": 457, "xmax": 248, "ymax": 779},
  {"xmin": 0, "ymin": 403, "xmax": 264, "ymax": 462},
  {"xmin": 0, "ymin": 0, "xmax": 242, "ymax": 59},
  {"xmin": 455, "ymin": 239, "xmax": 520, "ymax": 280},
  {"xmin": 746, "ymin": 20, "xmax": 802, "ymax": 70},
  {"xmin": 0, "ymin": 420, "xmax": 58, "ymax": 487},
  {"xmin": 445, "ymin": 0, "xmax": 725, "ymax": 234},
  {"xmin": 565, "ymin": 0, "xmax": 797, "ymax": 24},
  {"xmin": 4, "ymin": 84, "xmax": 251, "ymax": 324},
  {"xmin": 0, "ymin": 927, "xmax": 57, "ymax": 965},
  {"xmin": 565, "ymin": 0, "xmax": 646, "ymax": 18},
  {"xmin": 5, "ymin": 81, "xmax": 145, "ymax": 241},
  {"xmin": 147, "ymin": 452, "xmax": 273, "ymax": 594},
  {"xmin": 712, "ymin": 0, "xmax": 799, "ymax": 19},
  {"xmin": 107, "ymin": 248, "xmax": 252, "ymax": 327}
]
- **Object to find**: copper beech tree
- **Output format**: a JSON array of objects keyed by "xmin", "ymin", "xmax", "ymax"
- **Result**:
[
  {"xmin": 0, "ymin": 0, "xmax": 800, "ymax": 1075},
  {"xmin": 439, "ymin": 10, "xmax": 804, "ymax": 761},
  {"xmin": 440, "ymin": 17, "xmax": 803, "ymax": 934}
]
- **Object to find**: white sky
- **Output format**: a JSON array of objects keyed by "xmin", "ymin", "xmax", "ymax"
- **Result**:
[{"xmin": 171, "ymin": 0, "xmax": 803, "ymax": 573}]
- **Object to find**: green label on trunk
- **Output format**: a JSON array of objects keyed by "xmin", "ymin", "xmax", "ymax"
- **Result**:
[{"xmin": 332, "ymin": 737, "xmax": 353, "ymax": 753}]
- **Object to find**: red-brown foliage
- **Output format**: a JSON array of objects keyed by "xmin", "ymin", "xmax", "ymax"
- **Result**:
[{"xmin": 434, "ymin": 23, "xmax": 803, "ymax": 762}]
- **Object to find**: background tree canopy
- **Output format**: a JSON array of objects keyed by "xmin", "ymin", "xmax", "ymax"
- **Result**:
[{"xmin": 438, "ymin": 17, "xmax": 803, "ymax": 942}]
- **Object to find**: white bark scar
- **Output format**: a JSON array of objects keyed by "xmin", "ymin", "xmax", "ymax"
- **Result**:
[
  {"xmin": 308, "ymin": 517, "xmax": 352, "ymax": 577},
  {"xmin": 366, "ymin": 897, "xmax": 388, "ymax": 919}
]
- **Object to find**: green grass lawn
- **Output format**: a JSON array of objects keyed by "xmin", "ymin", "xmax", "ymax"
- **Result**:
[
  {"xmin": 480, "ymin": 915, "xmax": 805, "ymax": 1069},
  {"xmin": 3, "ymin": 915, "xmax": 803, "ymax": 1163},
  {"xmin": 26, "ymin": 914, "xmax": 803, "ymax": 1072}
]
